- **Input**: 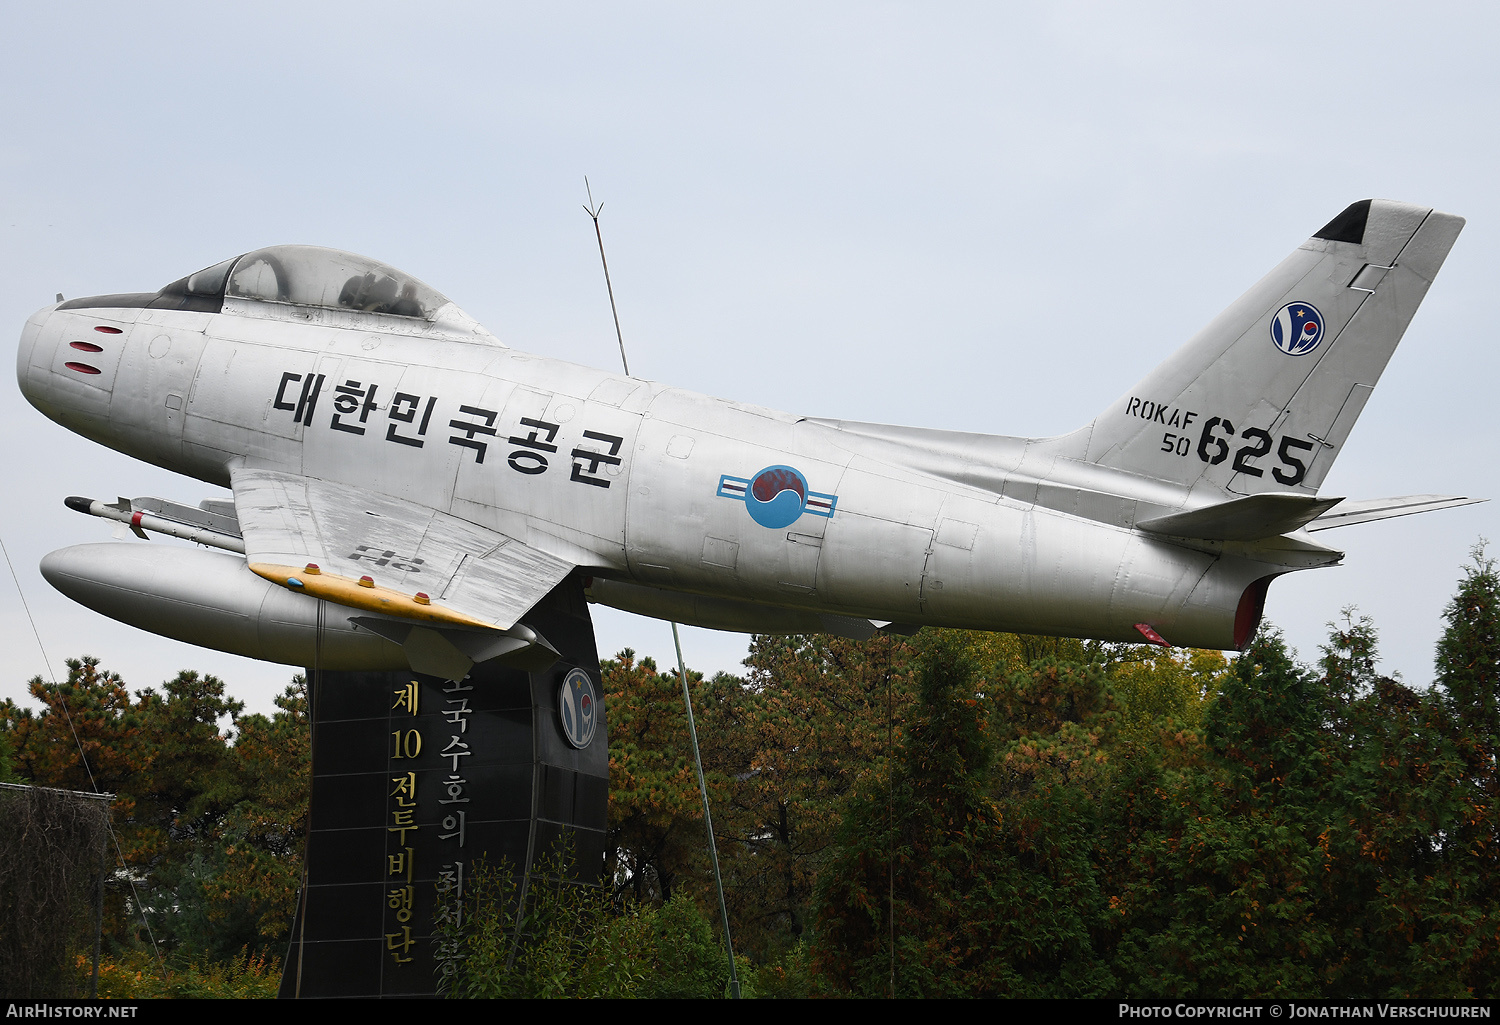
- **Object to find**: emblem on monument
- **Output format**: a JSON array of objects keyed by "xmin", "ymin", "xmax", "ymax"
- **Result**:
[{"xmin": 558, "ymin": 667, "xmax": 599, "ymax": 749}]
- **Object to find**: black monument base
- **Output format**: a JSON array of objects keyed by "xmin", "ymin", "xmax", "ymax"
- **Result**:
[{"xmin": 280, "ymin": 578, "xmax": 607, "ymax": 998}]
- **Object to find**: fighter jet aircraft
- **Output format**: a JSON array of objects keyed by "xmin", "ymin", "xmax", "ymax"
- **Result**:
[{"xmin": 16, "ymin": 199, "xmax": 1477, "ymax": 680}]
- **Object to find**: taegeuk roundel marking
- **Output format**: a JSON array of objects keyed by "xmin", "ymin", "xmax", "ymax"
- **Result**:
[
  {"xmin": 716, "ymin": 464, "xmax": 838, "ymax": 529},
  {"xmin": 558, "ymin": 667, "xmax": 598, "ymax": 749},
  {"xmin": 1269, "ymin": 301, "xmax": 1325, "ymax": 356}
]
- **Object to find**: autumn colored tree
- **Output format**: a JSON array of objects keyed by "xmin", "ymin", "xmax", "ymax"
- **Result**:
[
  {"xmin": 7, "ymin": 551, "xmax": 1499, "ymax": 998},
  {"xmin": 1414, "ymin": 547, "xmax": 1500, "ymax": 993},
  {"xmin": 1322, "ymin": 674, "xmax": 1487, "ymax": 995},
  {"xmin": 810, "ymin": 635, "xmax": 987, "ymax": 995},
  {"xmin": 1, "ymin": 657, "xmax": 147, "ymax": 802},
  {"xmin": 969, "ymin": 656, "xmax": 1122, "ymax": 996},
  {"xmin": 0, "ymin": 727, "xmax": 20, "ymax": 783},
  {"xmin": 1106, "ymin": 645, "xmax": 1226, "ymax": 733},
  {"xmin": 196, "ymin": 682, "xmax": 309, "ymax": 955},
  {"xmin": 127, "ymin": 670, "xmax": 247, "ymax": 952},
  {"xmin": 602, "ymin": 649, "xmax": 714, "ymax": 903},
  {"xmin": 0, "ymin": 658, "xmax": 304, "ymax": 959},
  {"xmin": 1436, "ymin": 545, "xmax": 1500, "ymax": 746},
  {"xmin": 1, "ymin": 658, "xmax": 152, "ymax": 941},
  {"xmin": 810, "ymin": 636, "xmax": 1124, "ymax": 996},
  {"xmin": 706, "ymin": 632, "xmax": 920, "ymax": 961},
  {"xmin": 1109, "ymin": 629, "xmax": 1339, "ymax": 996},
  {"xmin": 1288, "ymin": 600, "xmax": 1500, "ymax": 998}
]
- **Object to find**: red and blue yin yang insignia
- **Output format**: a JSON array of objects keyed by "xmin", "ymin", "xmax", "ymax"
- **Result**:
[
  {"xmin": 717, "ymin": 465, "xmax": 838, "ymax": 529},
  {"xmin": 1269, "ymin": 301, "xmax": 1325, "ymax": 356}
]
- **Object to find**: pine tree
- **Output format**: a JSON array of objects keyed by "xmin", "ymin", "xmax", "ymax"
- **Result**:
[
  {"xmin": 1435, "ymin": 544, "xmax": 1500, "ymax": 746},
  {"xmin": 812, "ymin": 636, "xmax": 1120, "ymax": 997},
  {"xmin": 1428, "ymin": 544, "xmax": 1500, "ymax": 993}
]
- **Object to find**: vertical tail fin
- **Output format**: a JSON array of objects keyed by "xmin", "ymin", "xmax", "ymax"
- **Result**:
[{"xmin": 1072, "ymin": 200, "xmax": 1463, "ymax": 496}]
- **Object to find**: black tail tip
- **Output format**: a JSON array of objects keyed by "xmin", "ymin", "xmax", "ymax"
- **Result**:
[{"xmin": 1313, "ymin": 200, "xmax": 1373, "ymax": 244}]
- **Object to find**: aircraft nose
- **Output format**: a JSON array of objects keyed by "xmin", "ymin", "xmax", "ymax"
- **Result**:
[
  {"xmin": 16, "ymin": 301, "xmax": 132, "ymax": 438},
  {"xmin": 15, "ymin": 302, "xmax": 58, "ymax": 413}
]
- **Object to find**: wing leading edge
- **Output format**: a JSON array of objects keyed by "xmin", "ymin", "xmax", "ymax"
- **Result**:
[{"xmin": 231, "ymin": 466, "xmax": 575, "ymax": 675}]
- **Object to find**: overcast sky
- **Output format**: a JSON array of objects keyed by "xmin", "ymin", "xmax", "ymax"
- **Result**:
[{"xmin": 3, "ymin": 3, "xmax": 1497, "ymax": 716}]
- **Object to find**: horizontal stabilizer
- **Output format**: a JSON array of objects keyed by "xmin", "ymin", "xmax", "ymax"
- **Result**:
[
  {"xmin": 1138, "ymin": 493, "xmax": 1345, "ymax": 541},
  {"xmin": 1305, "ymin": 495, "xmax": 1486, "ymax": 532}
]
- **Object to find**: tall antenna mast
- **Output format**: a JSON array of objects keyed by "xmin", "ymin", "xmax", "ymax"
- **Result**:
[
  {"xmin": 583, "ymin": 177, "xmax": 632, "ymax": 378},
  {"xmin": 580, "ymin": 179, "xmax": 741, "ymax": 998}
]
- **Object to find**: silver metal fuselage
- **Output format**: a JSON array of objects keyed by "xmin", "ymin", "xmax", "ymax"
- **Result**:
[{"xmin": 17, "ymin": 297, "xmax": 1289, "ymax": 652}]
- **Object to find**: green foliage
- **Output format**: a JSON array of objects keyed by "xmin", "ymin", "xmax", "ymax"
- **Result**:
[
  {"xmin": 0, "ymin": 785, "xmax": 111, "ymax": 997},
  {"xmin": 1205, "ymin": 626, "xmax": 1326, "ymax": 795},
  {"xmin": 439, "ymin": 841, "xmax": 736, "ymax": 999},
  {"xmin": 0, "ymin": 728, "xmax": 20, "ymax": 784},
  {"xmin": 1108, "ymin": 646, "xmax": 1224, "ymax": 732},
  {"xmin": 641, "ymin": 889, "xmax": 734, "ymax": 998},
  {"xmin": 1111, "ymin": 636, "xmax": 1332, "ymax": 996},
  {"xmin": 812, "ymin": 637, "xmax": 1117, "ymax": 997},
  {"xmin": 199, "ymin": 682, "xmax": 309, "ymax": 950},
  {"xmin": 708, "ymin": 633, "xmax": 919, "ymax": 961},
  {"xmin": 604, "ymin": 633, "xmax": 923, "ymax": 965},
  {"xmin": 744, "ymin": 940, "xmax": 823, "ymax": 998},
  {"xmin": 1321, "ymin": 607, "xmax": 1382, "ymax": 706},
  {"xmin": 76, "ymin": 946, "xmax": 280, "ymax": 999},
  {"xmin": 1, "ymin": 657, "xmax": 145, "ymax": 800},
  {"xmin": 602, "ymin": 649, "xmax": 712, "ymax": 904},
  {"xmin": 7, "ymin": 543, "xmax": 1499, "ymax": 998},
  {"xmin": 1325, "ymin": 675, "xmax": 1487, "ymax": 995},
  {"xmin": 1436, "ymin": 543, "xmax": 1500, "ymax": 744},
  {"xmin": 0, "ymin": 660, "xmax": 308, "ymax": 962},
  {"xmin": 441, "ymin": 851, "xmax": 637, "ymax": 998}
]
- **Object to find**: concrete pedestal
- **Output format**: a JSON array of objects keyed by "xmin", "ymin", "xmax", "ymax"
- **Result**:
[{"xmin": 279, "ymin": 579, "xmax": 607, "ymax": 998}]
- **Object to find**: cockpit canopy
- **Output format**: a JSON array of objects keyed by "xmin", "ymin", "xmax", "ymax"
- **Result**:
[
  {"xmin": 61, "ymin": 244, "xmax": 497, "ymax": 343},
  {"xmin": 175, "ymin": 245, "xmax": 450, "ymax": 321}
]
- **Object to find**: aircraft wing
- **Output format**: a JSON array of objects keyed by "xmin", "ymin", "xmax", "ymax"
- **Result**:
[
  {"xmin": 1304, "ymin": 495, "xmax": 1486, "ymax": 532},
  {"xmin": 231, "ymin": 466, "xmax": 574, "ymax": 633}
]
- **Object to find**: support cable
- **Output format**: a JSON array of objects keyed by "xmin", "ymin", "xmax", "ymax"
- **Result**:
[
  {"xmin": 293, "ymin": 599, "xmax": 324, "ymax": 998},
  {"xmin": 672, "ymin": 623, "xmax": 742, "ymax": 998}
]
